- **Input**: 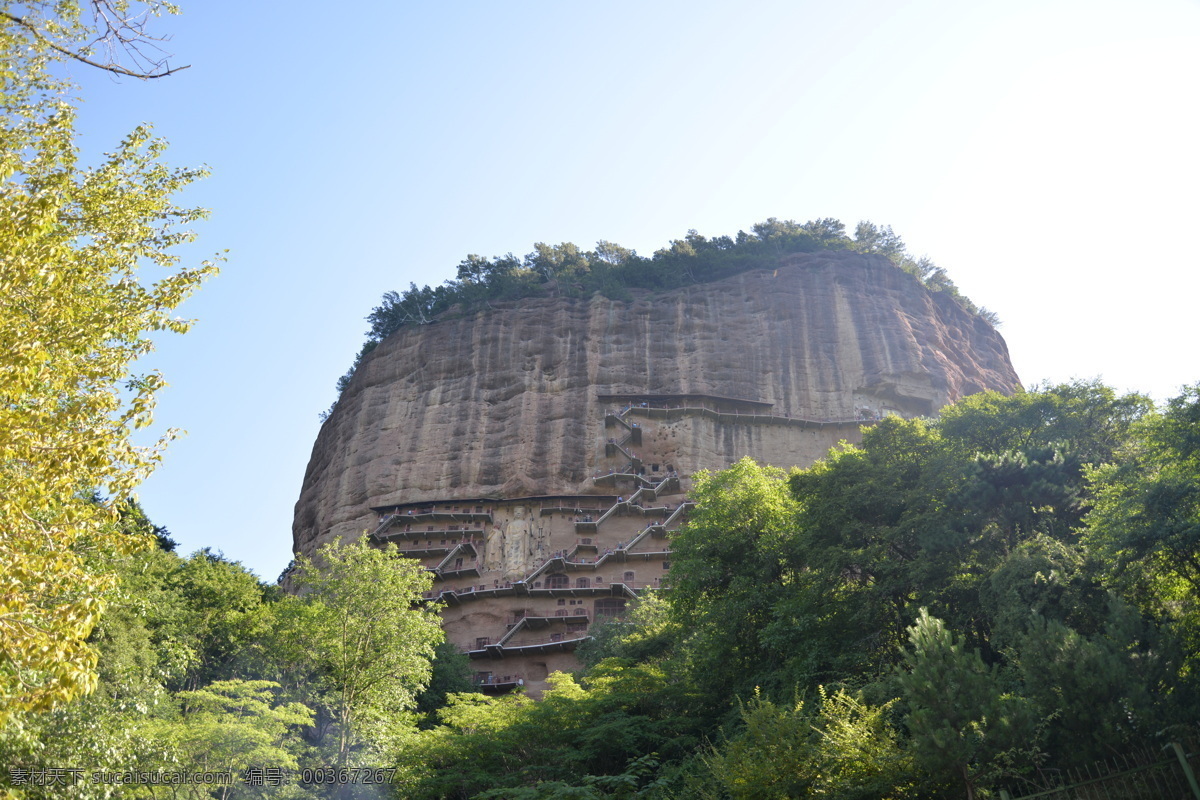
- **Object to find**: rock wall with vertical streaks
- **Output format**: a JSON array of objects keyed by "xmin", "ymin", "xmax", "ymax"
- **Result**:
[{"xmin": 293, "ymin": 250, "xmax": 1020, "ymax": 558}]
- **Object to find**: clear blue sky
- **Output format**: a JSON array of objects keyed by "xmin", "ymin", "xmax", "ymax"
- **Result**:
[{"xmin": 66, "ymin": 0, "xmax": 1200, "ymax": 580}]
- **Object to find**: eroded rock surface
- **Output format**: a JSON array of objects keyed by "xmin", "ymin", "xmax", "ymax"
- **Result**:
[{"xmin": 293, "ymin": 251, "xmax": 1020, "ymax": 558}]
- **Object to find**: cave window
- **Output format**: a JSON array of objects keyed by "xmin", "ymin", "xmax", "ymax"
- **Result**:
[
  {"xmin": 475, "ymin": 637, "xmax": 490, "ymax": 649},
  {"xmin": 576, "ymin": 577, "xmax": 590, "ymax": 588},
  {"xmin": 557, "ymin": 598, "xmax": 566, "ymax": 606},
  {"xmin": 546, "ymin": 574, "xmax": 568, "ymax": 589},
  {"xmin": 622, "ymin": 571, "xmax": 635, "ymax": 582}
]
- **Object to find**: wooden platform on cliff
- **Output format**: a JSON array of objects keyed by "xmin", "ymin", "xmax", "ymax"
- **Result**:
[
  {"xmin": 600, "ymin": 392, "xmax": 883, "ymax": 429},
  {"xmin": 598, "ymin": 392, "xmax": 774, "ymax": 410}
]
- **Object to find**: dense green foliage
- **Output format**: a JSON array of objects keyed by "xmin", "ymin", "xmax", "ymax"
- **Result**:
[
  {"xmin": 274, "ymin": 540, "xmax": 444, "ymax": 769},
  {"xmin": 402, "ymin": 666, "xmax": 706, "ymax": 799},
  {"xmin": 11, "ymin": 377, "xmax": 1200, "ymax": 798},
  {"xmin": 699, "ymin": 687, "xmax": 916, "ymax": 800},
  {"xmin": 0, "ymin": 538, "xmax": 446, "ymax": 799},
  {"xmin": 324, "ymin": 219, "xmax": 997, "ymax": 416},
  {"xmin": 385, "ymin": 381, "xmax": 1200, "ymax": 799}
]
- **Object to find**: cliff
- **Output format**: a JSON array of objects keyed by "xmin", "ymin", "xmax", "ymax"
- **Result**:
[{"xmin": 293, "ymin": 250, "xmax": 1020, "ymax": 558}]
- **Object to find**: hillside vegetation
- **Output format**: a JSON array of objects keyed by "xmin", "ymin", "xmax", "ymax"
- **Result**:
[
  {"xmin": 388, "ymin": 380, "xmax": 1200, "ymax": 799},
  {"xmin": 9, "ymin": 381, "xmax": 1200, "ymax": 800},
  {"xmin": 325, "ymin": 219, "xmax": 997, "ymax": 416}
]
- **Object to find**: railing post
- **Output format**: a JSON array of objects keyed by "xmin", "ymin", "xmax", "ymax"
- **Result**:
[{"xmin": 1168, "ymin": 742, "xmax": 1200, "ymax": 799}]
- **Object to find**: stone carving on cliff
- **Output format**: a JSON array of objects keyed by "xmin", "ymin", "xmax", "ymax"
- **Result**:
[
  {"xmin": 503, "ymin": 506, "xmax": 533, "ymax": 581},
  {"xmin": 484, "ymin": 523, "xmax": 504, "ymax": 573},
  {"xmin": 531, "ymin": 519, "xmax": 550, "ymax": 563}
]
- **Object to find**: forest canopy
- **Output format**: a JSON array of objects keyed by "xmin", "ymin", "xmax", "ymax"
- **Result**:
[
  {"xmin": 8, "ymin": 378, "xmax": 1200, "ymax": 799},
  {"xmin": 389, "ymin": 380, "xmax": 1200, "ymax": 800}
]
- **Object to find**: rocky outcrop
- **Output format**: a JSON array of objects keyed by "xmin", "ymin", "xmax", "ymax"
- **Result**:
[{"xmin": 293, "ymin": 250, "xmax": 1020, "ymax": 558}]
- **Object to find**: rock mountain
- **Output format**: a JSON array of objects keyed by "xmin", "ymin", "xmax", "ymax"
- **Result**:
[{"xmin": 292, "ymin": 249, "xmax": 1020, "ymax": 694}]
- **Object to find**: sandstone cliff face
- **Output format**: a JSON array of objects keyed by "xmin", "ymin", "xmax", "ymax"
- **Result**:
[{"xmin": 293, "ymin": 251, "xmax": 1020, "ymax": 557}]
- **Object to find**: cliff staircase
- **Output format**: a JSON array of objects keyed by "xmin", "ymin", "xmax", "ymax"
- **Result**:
[
  {"xmin": 433, "ymin": 539, "xmax": 483, "ymax": 579},
  {"xmin": 520, "ymin": 499, "xmax": 693, "ymax": 585},
  {"xmin": 424, "ymin": 401, "xmax": 694, "ymax": 669}
]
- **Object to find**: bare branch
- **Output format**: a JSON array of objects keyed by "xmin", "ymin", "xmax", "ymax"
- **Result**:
[{"xmin": 1, "ymin": 9, "xmax": 190, "ymax": 78}]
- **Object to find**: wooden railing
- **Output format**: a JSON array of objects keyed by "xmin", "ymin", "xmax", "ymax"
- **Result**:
[{"xmin": 1000, "ymin": 742, "xmax": 1200, "ymax": 800}]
